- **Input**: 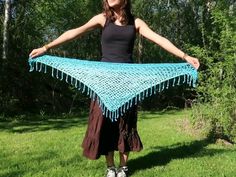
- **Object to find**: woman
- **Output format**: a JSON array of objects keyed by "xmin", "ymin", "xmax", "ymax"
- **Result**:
[{"xmin": 30, "ymin": 0, "xmax": 200, "ymax": 176}]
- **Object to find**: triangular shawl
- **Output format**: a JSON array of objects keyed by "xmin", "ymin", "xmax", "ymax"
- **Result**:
[{"xmin": 28, "ymin": 55, "xmax": 198, "ymax": 121}]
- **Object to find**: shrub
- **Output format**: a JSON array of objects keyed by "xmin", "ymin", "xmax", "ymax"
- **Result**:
[{"xmin": 190, "ymin": 3, "xmax": 236, "ymax": 142}]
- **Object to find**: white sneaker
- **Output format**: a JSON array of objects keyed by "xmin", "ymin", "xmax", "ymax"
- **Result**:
[
  {"xmin": 117, "ymin": 166, "xmax": 128, "ymax": 177},
  {"xmin": 106, "ymin": 166, "xmax": 117, "ymax": 177}
]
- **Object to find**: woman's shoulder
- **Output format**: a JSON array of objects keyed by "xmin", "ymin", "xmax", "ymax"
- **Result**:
[
  {"xmin": 134, "ymin": 18, "xmax": 146, "ymax": 28},
  {"xmin": 134, "ymin": 17, "xmax": 144, "ymax": 24},
  {"xmin": 93, "ymin": 13, "xmax": 106, "ymax": 21},
  {"xmin": 91, "ymin": 13, "xmax": 106, "ymax": 26}
]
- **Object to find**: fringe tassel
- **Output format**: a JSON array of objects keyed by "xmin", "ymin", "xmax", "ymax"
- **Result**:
[
  {"xmin": 44, "ymin": 65, "xmax": 47, "ymax": 73},
  {"xmin": 39, "ymin": 63, "xmax": 43, "ymax": 72}
]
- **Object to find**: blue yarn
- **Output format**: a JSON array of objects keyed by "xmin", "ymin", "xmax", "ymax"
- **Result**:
[{"xmin": 28, "ymin": 55, "xmax": 198, "ymax": 121}]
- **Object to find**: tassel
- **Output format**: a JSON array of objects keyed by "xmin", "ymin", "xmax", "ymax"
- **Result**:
[
  {"xmin": 56, "ymin": 69, "xmax": 59, "ymax": 79},
  {"xmin": 120, "ymin": 110, "xmax": 124, "ymax": 117},
  {"xmin": 154, "ymin": 85, "xmax": 157, "ymax": 94},
  {"xmin": 141, "ymin": 91, "xmax": 145, "ymax": 100},
  {"xmin": 188, "ymin": 75, "xmax": 191, "ymax": 85},
  {"xmin": 172, "ymin": 78, "xmax": 175, "ymax": 86},
  {"xmin": 138, "ymin": 93, "xmax": 141, "ymax": 101},
  {"xmin": 189, "ymin": 76, "xmax": 192, "ymax": 86},
  {"xmin": 36, "ymin": 62, "xmax": 38, "ymax": 71},
  {"xmin": 162, "ymin": 82, "xmax": 165, "ymax": 91},
  {"xmin": 105, "ymin": 109, "xmax": 109, "ymax": 118},
  {"xmin": 166, "ymin": 80, "xmax": 169, "ymax": 89},
  {"xmin": 146, "ymin": 89, "xmax": 149, "ymax": 97},
  {"xmin": 39, "ymin": 63, "xmax": 43, "ymax": 72},
  {"xmin": 29, "ymin": 63, "xmax": 34, "ymax": 72},
  {"xmin": 60, "ymin": 72, "xmax": 64, "ymax": 81},
  {"xmin": 66, "ymin": 74, "xmax": 69, "ymax": 83},
  {"xmin": 86, "ymin": 88, "xmax": 89, "ymax": 96},
  {"xmin": 70, "ymin": 77, "xmax": 73, "ymax": 85},
  {"xmin": 52, "ymin": 68, "xmax": 54, "ymax": 77},
  {"xmin": 135, "ymin": 95, "xmax": 138, "ymax": 105},
  {"xmin": 75, "ymin": 80, "xmax": 78, "ymax": 88},
  {"xmin": 177, "ymin": 76, "xmax": 180, "ymax": 85},
  {"xmin": 158, "ymin": 84, "xmax": 161, "ymax": 92},
  {"xmin": 92, "ymin": 92, "xmax": 96, "ymax": 100},
  {"xmin": 193, "ymin": 78, "xmax": 196, "ymax": 87},
  {"xmin": 117, "ymin": 110, "xmax": 120, "ymax": 118},
  {"xmin": 109, "ymin": 111, "xmax": 112, "ymax": 120},
  {"xmin": 97, "ymin": 98, "xmax": 100, "ymax": 107},
  {"xmin": 150, "ymin": 87, "xmax": 153, "ymax": 96},
  {"xmin": 44, "ymin": 65, "xmax": 47, "ymax": 73},
  {"xmin": 129, "ymin": 99, "xmax": 132, "ymax": 108}
]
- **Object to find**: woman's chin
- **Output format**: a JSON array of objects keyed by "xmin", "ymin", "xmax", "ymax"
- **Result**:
[{"xmin": 109, "ymin": 4, "xmax": 120, "ymax": 8}]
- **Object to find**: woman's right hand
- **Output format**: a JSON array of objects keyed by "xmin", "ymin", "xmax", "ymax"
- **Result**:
[{"xmin": 29, "ymin": 47, "xmax": 47, "ymax": 59}]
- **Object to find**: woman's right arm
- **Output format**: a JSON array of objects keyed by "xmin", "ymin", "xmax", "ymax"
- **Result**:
[{"xmin": 29, "ymin": 14, "xmax": 105, "ymax": 58}]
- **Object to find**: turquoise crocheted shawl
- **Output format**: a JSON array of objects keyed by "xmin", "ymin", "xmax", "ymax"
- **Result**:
[{"xmin": 28, "ymin": 55, "xmax": 198, "ymax": 121}]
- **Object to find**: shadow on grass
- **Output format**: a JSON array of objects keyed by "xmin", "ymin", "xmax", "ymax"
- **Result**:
[
  {"xmin": 0, "ymin": 170, "xmax": 25, "ymax": 177},
  {"xmin": 1, "ymin": 139, "xmax": 233, "ymax": 177},
  {"xmin": 0, "ymin": 115, "xmax": 88, "ymax": 133},
  {"xmin": 128, "ymin": 138, "xmax": 230, "ymax": 175},
  {"xmin": 0, "ymin": 109, "xmax": 184, "ymax": 134},
  {"xmin": 138, "ymin": 109, "xmax": 186, "ymax": 120}
]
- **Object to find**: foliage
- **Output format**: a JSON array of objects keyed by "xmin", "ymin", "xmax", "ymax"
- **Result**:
[
  {"xmin": 0, "ymin": 0, "xmax": 100, "ymax": 115},
  {"xmin": 190, "ymin": 1, "xmax": 236, "ymax": 142}
]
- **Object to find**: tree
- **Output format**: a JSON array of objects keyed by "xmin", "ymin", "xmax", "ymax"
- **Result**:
[
  {"xmin": 191, "ymin": 1, "xmax": 236, "ymax": 142},
  {"xmin": 2, "ymin": 0, "xmax": 11, "ymax": 60}
]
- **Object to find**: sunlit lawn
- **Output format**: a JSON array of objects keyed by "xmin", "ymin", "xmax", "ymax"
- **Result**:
[{"xmin": 0, "ymin": 110, "xmax": 235, "ymax": 177}]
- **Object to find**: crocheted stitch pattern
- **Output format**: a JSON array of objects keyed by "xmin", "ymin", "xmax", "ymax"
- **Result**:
[{"xmin": 28, "ymin": 55, "xmax": 198, "ymax": 121}]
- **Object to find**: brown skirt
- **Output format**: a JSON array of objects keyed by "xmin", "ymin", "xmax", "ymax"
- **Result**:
[{"xmin": 82, "ymin": 99, "xmax": 143, "ymax": 160}]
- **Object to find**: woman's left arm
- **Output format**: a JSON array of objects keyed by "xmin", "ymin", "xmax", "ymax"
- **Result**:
[{"xmin": 135, "ymin": 18, "xmax": 200, "ymax": 69}]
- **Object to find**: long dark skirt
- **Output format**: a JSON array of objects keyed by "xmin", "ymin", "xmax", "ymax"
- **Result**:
[{"xmin": 82, "ymin": 99, "xmax": 143, "ymax": 160}]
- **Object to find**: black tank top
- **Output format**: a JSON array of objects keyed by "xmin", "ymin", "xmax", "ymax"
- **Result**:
[{"xmin": 101, "ymin": 19, "xmax": 136, "ymax": 63}]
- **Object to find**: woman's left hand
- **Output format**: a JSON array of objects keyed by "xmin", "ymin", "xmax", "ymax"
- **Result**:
[{"xmin": 185, "ymin": 56, "xmax": 200, "ymax": 70}]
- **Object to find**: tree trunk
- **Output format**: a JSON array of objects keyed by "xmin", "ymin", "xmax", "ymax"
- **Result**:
[{"xmin": 2, "ymin": 0, "xmax": 11, "ymax": 60}]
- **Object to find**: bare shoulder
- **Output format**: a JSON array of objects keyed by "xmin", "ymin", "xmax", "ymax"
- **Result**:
[
  {"xmin": 91, "ymin": 13, "xmax": 106, "ymax": 27},
  {"xmin": 135, "ymin": 18, "xmax": 146, "ymax": 27},
  {"xmin": 135, "ymin": 18, "xmax": 147, "ymax": 30}
]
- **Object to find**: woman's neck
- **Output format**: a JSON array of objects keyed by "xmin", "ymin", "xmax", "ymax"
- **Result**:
[{"xmin": 113, "ymin": 8, "xmax": 122, "ymax": 20}]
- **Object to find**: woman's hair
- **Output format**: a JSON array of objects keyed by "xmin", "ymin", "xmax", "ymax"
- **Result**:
[{"xmin": 102, "ymin": 0, "xmax": 134, "ymax": 25}]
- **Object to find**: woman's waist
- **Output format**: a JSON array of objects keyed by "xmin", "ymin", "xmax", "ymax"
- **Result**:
[{"xmin": 101, "ymin": 57, "xmax": 133, "ymax": 63}]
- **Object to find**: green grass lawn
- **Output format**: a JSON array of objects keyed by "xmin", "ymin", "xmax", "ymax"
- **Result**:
[{"xmin": 0, "ymin": 110, "xmax": 235, "ymax": 177}]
